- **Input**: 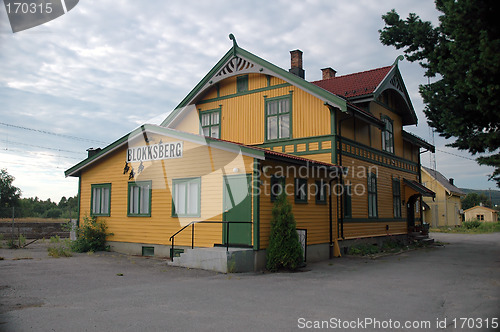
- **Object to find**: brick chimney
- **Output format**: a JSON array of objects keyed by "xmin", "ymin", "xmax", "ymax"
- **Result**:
[
  {"xmin": 321, "ymin": 67, "xmax": 337, "ymax": 80},
  {"xmin": 289, "ymin": 49, "xmax": 305, "ymax": 79},
  {"xmin": 87, "ymin": 147, "xmax": 102, "ymax": 158},
  {"xmin": 449, "ymin": 178, "xmax": 454, "ymax": 186}
]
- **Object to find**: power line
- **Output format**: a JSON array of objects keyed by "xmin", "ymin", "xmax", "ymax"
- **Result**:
[
  {"xmin": 0, "ymin": 139, "xmax": 84, "ymax": 155},
  {"xmin": 1, "ymin": 147, "xmax": 82, "ymax": 160},
  {"xmin": 0, "ymin": 121, "xmax": 107, "ymax": 144},
  {"xmin": 0, "ymin": 160, "xmax": 70, "ymax": 170},
  {"xmin": 436, "ymin": 148, "xmax": 476, "ymax": 161}
]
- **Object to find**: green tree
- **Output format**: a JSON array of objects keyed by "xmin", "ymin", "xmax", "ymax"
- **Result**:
[
  {"xmin": 461, "ymin": 192, "xmax": 492, "ymax": 210},
  {"xmin": 0, "ymin": 169, "xmax": 21, "ymax": 217},
  {"xmin": 266, "ymin": 192, "xmax": 303, "ymax": 272},
  {"xmin": 379, "ymin": 0, "xmax": 500, "ymax": 187}
]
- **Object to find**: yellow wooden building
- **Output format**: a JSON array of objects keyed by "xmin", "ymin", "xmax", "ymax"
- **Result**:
[
  {"xmin": 66, "ymin": 36, "xmax": 435, "ymax": 272},
  {"xmin": 464, "ymin": 205, "xmax": 498, "ymax": 222},
  {"xmin": 421, "ymin": 166, "xmax": 465, "ymax": 227}
]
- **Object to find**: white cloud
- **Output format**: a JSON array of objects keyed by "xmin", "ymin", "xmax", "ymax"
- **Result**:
[{"xmin": 0, "ymin": 0, "xmax": 495, "ymax": 203}]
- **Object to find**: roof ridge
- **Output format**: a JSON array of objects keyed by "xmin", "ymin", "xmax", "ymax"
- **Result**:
[{"xmin": 311, "ymin": 65, "xmax": 393, "ymax": 84}]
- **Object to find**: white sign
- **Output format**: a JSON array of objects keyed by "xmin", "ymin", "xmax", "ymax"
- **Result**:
[{"xmin": 127, "ymin": 141, "xmax": 183, "ymax": 162}]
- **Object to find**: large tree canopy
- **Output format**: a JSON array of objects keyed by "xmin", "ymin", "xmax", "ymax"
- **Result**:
[
  {"xmin": 379, "ymin": 0, "xmax": 500, "ymax": 187},
  {"xmin": 0, "ymin": 169, "xmax": 21, "ymax": 217}
]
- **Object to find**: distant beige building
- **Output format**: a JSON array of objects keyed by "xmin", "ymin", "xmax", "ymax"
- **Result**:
[
  {"xmin": 421, "ymin": 166, "xmax": 465, "ymax": 227},
  {"xmin": 464, "ymin": 205, "xmax": 498, "ymax": 222}
]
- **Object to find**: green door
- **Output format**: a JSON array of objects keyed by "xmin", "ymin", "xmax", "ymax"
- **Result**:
[{"xmin": 222, "ymin": 174, "xmax": 252, "ymax": 247}]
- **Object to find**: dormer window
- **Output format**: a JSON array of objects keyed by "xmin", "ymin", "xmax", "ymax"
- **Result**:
[
  {"xmin": 200, "ymin": 108, "xmax": 221, "ymax": 139},
  {"xmin": 381, "ymin": 116, "xmax": 394, "ymax": 153},
  {"xmin": 265, "ymin": 95, "xmax": 291, "ymax": 141}
]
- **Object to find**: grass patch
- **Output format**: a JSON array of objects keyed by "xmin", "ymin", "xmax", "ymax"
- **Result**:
[
  {"xmin": 430, "ymin": 221, "xmax": 500, "ymax": 234},
  {"xmin": 47, "ymin": 246, "xmax": 73, "ymax": 258},
  {"xmin": 348, "ymin": 238, "xmax": 433, "ymax": 257}
]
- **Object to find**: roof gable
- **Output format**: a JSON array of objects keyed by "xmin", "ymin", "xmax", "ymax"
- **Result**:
[
  {"xmin": 312, "ymin": 56, "xmax": 418, "ymax": 125},
  {"xmin": 422, "ymin": 166, "xmax": 465, "ymax": 196},
  {"xmin": 65, "ymin": 124, "xmax": 341, "ymax": 177},
  {"xmin": 161, "ymin": 35, "xmax": 348, "ymax": 128},
  {"xmin": 464, "ymin": 205, "xmax": 498, "ymax": 213}
]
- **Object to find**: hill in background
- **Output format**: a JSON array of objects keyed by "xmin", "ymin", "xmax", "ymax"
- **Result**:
[{"xmin": 460, "ymin": 188, "xmax": 500, "ymax": 207}]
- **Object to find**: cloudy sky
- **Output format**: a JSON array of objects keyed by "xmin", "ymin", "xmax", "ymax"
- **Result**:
[{"xmin": 0, "ymin": 0, "xmax": 496, "ymax": 202}]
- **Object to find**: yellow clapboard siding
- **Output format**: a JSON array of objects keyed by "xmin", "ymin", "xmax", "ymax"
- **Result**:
[
  {"xmin": 258, "ymin": 160, "xmax": 337, "ymax": 248},
  {"xmin": 196, "ymin": 74, "xmax": 331, "ymax": 145},
  {"xmin": 80, "ymin": 133, "xmax": 255, "ymax": 248},
  {"xmin": 343, "ymin": 222, "xmax": 407, "ymax": 239}
]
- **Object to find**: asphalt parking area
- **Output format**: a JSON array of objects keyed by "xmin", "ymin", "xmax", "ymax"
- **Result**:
[{"xmin": 1, "ymin": 233, "xmax": 499, "ymax": 332}]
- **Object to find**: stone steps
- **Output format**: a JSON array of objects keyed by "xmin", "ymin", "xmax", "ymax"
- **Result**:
[{"xmin": 168, "ymin": 247, "xmax": 254, "ymax": 273}]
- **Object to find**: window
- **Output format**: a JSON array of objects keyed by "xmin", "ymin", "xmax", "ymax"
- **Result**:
[
  {"xmin": 270, "ymin": 175, "xmax": 285, "ymax": 202},
  {"xmin": 91, "ymin": 184, "xmax": 111, "ymax": 216},
  {"xmin": 236, "ymin": 75, "xmax": 248, "ymax": 92},
  {"xmin": 295, "ymin": 178, "xmax": 308, "ymax": 203},
  {"xmin": 476, "ymin": 214, "xmax": 484, "ymax": 221},
  {"xmin": 265, "ymin": 96, "xmax": 291, "ymax": 141},
  {"xmin": 381, "ymin": 116, "xmax": 394, "ymax": 153},
  {"xmin": 315, "ymin": 180, "xmax": 327, "ymax": 204},
  {"xmin": 200, "ymin": 109, "xmax": 220, "ymax": 139},
  {"xmin": 368, "ymin": 173, "xmax": 378, "ymax": 218},
  {"xmin": 392, "ymin": 178, "xmax": 401, "ymax": 218},
  {"xmin": 344, "ymin": 183, "xmax": 352, "ymax": 218},
  {"xmin": 172, "ymin": 178, "xmax": 200, "ymax": 217},
  {"xmin": 128, "ymin": 181, "xmax": 151, "ymax": 217}
]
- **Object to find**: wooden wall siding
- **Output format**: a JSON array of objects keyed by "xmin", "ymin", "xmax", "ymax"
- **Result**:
[
  {"xmin": 343, "ymin": 222, "xmax": 408, "ymax": 239},
  {"xmin": 370, "ymin": 102, "xmax": 404, "ymax": 156},
  {"xmin": 340, "ymin": 137, "xmax": 419, "ymax": 174},
  {"xmin": 171, "ymin": 106, "xmax": 200, "ymax": 135},
  {"xmin": 341, "ymin": 153, "xmax": 420, "ymax": 238},
  {"xmin": 258, "ymin": 161, "xmax": 338, "ymax": 249},
  {"xmin": 192, "ymin": 73, "xmax": 331, "ymax": 145},
  {"xmin": 80, "ymin": 134, "xmax": 255, "ymax": 248},
  {"xmin": 257, "ymin": 136, "xmax": 335, "ymax": 162}
]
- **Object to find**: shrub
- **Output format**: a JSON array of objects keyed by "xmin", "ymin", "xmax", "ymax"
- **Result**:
[
  {"xmin": 266, "ymin": 192, "xmax": 303, "ymax": 272},
  {"xmin": 47, "ymin": 244, "xmax": 72, "ymax": 258},
  {"xmin": 71, "ymin": 215, "xmax": 112, "ymax": 253},
  {"xmin": 348, "ymin": 243, "xmax": 379, "ymax": 256},
  {"xmin": 463, "ymin": 220, "xmax": 482, "ymax": 229}
]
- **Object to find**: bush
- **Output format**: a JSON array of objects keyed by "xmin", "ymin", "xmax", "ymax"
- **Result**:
[
  {"xmin": 47, "ymin": 243, "xmax": 73, "ymax": 258},
  {"xmin": 266, "ymin": 192, "xmax": 304, "ymax": 272},
  {"xmin": 348, "ymin": 243, "xmax": 379, "ymax": 256},
  {"xmin": 463, "ymin": 220, "xmax": 482, "ymax": 229},
  {"xmin": 71, "ymin": 215, "xmax": 111, "ymax": 253}
]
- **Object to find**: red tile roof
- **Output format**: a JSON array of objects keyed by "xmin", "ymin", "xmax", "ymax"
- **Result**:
[{"xmin": 312, "ymin": 66, "xmax": 392, "ymax": 98}]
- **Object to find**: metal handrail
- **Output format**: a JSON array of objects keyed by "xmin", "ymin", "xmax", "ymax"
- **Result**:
[{"xmin": 169, "ymin": 220, "xmax": 253, "ymax": 261}]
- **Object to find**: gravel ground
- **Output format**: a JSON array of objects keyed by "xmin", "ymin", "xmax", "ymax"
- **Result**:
[{"xmin": 1, "ymin": 233, "xmax": 499, "ymax": 332}]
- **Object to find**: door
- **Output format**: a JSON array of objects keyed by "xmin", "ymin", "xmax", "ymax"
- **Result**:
[{"xmin": 222, "ymin": 174, "xmax": 252, "ymax": 247}]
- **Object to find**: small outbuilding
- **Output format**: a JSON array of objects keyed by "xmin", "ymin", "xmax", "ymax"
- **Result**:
[{"xmin": 464, "ymin": 205, "xmax": 498, "ymax": 223}]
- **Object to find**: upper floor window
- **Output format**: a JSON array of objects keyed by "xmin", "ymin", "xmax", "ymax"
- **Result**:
[
  {"xmin": 236, "ymin": 75, "xmax": 248, "ymax": 92},
  {"xmin": 381, "ymin": 116, "xmax": 394, "ymax": 153},
  {"xmin": 200, "ymin": 109, "xmax": 220, "ymax": 139},
  {"xmin": 91, "ymin": 183, "xmax": 111, "ymax": 216},
  {"xmin": 265, "ymin": 95, "xmax": 291, "ymax": 141}
]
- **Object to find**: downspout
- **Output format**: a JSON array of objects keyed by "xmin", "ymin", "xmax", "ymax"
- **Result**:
[{"xmin": 337, "ymin": 110, "xmax": 354, "ymax": 240}]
